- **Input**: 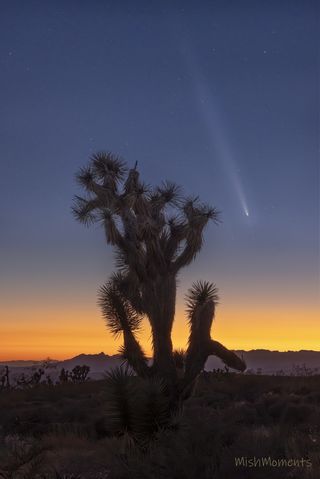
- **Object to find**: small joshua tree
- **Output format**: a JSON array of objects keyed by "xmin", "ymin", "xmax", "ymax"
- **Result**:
[
  {"xmin": 0, "ymin": 366, "xmax": 10, "ymax": 391},
  {"xmin": 59, "ymin": 368, "xmax": 69, "ymax": 383},
  {"xmin": 70, "ymin": 365, "xmax": 90, "ymax": 383},
  {"xmin": 73, "ymin": 152, "xmax": 245, "ymax": 402}
]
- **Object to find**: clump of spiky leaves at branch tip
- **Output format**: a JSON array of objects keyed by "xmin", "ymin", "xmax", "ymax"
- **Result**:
[
  {"xmin": 98, "ymin": 367, "xmax": 175, "ymax": 447},
  {"xmin": 73, "ymin": 151, "xmax": 246, "ymax": 402}
]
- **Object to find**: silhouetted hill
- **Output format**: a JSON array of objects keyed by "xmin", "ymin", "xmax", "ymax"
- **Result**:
[
  {"xmin": 57, "ymin": 352, "xmax": 123, "ymax": 377},
  {"xmin": 206, "ymin": 349, "xmax": 320, "ymax": 374},
  {"xmin": 2, "ymin": 350, "xmax": 320, "ymax": 377}
]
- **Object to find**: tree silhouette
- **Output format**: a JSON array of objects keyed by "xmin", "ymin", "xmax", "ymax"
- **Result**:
[{"xmin": 73, "ymin": 152, "xmax": 245, "ymax": 401}]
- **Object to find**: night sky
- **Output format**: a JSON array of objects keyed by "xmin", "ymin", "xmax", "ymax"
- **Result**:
[{"xmin": 1, "ymin": 1, "xmax": 319, "ymax": 359}]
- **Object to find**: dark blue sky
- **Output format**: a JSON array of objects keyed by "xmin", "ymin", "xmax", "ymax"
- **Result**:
[{"xmin": 0, "ymin": 1, "xmax": 319, "ymax": 356}]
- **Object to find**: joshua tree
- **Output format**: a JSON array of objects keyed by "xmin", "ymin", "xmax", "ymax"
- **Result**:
[
  {"xmin": 70, "ymin": 365, "xmax": 90, "ymax": 383},
  {"xmin": 73, "ymin": 152, "xmax": 245, "ymax": 401},
  {"xmin": 0, "ymin": 366, "xmax": 10, "ymax": 391}
]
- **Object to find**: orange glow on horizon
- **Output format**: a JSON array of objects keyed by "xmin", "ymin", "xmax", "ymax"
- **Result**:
[{"xmin": 1, "ymin": 304, "xmax": 319, "ymax": 361}]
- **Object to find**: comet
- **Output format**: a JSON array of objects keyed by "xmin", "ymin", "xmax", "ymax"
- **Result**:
[
  {"xmin": 179, "ymin": 41, "xmax": 250, "ymax": 218},
  {"xmin": 194, "ymin": 76, "xmax": 250, "ymax": 218}
]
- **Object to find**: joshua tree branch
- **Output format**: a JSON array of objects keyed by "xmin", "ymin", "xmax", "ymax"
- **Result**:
[
  {"xmin": 121, "ymin": 328, "xmax": 150, "ymax": 377},
  {"xmin": 172, "ymin": 225, "xmax": 204, "ymax": 272},
  {"xmin": 208, "ymin": 340, "xmax": 246, "ymax": 371},
  {"xmin": 181, "ymin": 339, "xmax": 245, "ymax": 399},
  {"xmin": 181, "ymin": 281, "xmax": 246, "ymax": 397}
]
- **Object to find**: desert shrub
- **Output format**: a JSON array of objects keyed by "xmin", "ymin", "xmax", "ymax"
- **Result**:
[
  {"xmin": 108, "ymin": 407, "xmax": 224, "ymax": 479},
  {"xmin": 306, "ymin": 392, "xmax": 320, "ymax": 404},
  {"xmin": 56, "ymin": 401, "xmax": 88, "ymax": 424},
  {"xmin": 0, "ymin": 374, "xmax": 319, "ymax": 478},
  {"xmin": 294, "ymin": 386, "xmax": 311, "ymax": 396},
  {"xmin": 204, "ymin": 391, "xmax": 232, "ymax": 409},
  {"xmin": 267, "ymin": 398, "xmax": 287, "ymax": 421},
  {"xmin": 0, "ymin": 435, "xmax": 48, "ymax": 478},
  {"xmin": 282, "ymin": 403, "xmax": 312, "ymax": 425},
  {"xmin": 232, "ymin": 402, "xmax": 258, "ymax": 425}
]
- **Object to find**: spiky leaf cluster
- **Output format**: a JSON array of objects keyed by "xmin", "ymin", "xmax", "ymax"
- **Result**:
[
  {"xmin": 73, "ymin": 152, "xmax": 220, "ymax": 280},
  {"xmin": 98, "ymin": 275, "xmax": 142, "ymax": 337},
  {"xmin": 103, "ymin": 368, "xmax": 172, "ymax": 444},
  {"xmin": 185, "ymin": 280, "xmax": 219, "ymax": 323}
]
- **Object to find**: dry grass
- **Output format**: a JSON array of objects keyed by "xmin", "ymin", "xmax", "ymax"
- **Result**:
[{"xmin": 0, "ymin": 374, "xmax": 319, "ymax": 478}]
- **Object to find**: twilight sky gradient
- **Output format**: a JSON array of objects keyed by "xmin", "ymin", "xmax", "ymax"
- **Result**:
[{"xmin": 0, "ymin": 1, "xmax": 319, "ymax": 360}]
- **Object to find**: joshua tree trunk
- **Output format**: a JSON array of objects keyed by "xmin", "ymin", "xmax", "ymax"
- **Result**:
[
  {"xmin": 143, "ymin": 275, "xmax": 176, "ymax": 379},
  {"xmin": 73, "ymin": 152, "xmax": 246, "ymax": 403}
]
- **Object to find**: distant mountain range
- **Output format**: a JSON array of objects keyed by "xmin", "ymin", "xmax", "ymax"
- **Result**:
[
  {"xmin": 208, "ymin": 349, "xmax": 320, "ymax": 374},
  {"xmin": 1, "ymin": 350, "xmax": 320, "ymax": 376}
]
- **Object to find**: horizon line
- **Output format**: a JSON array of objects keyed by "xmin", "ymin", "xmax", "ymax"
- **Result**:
[{"xmin": 2, "ymin": 348, "xmax": 320, "ymax": 363}]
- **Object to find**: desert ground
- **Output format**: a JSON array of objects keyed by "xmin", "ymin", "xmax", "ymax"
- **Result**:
[{"xmin": 0, "ymin": 371, "xmax": 319, "ymax": 479}]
